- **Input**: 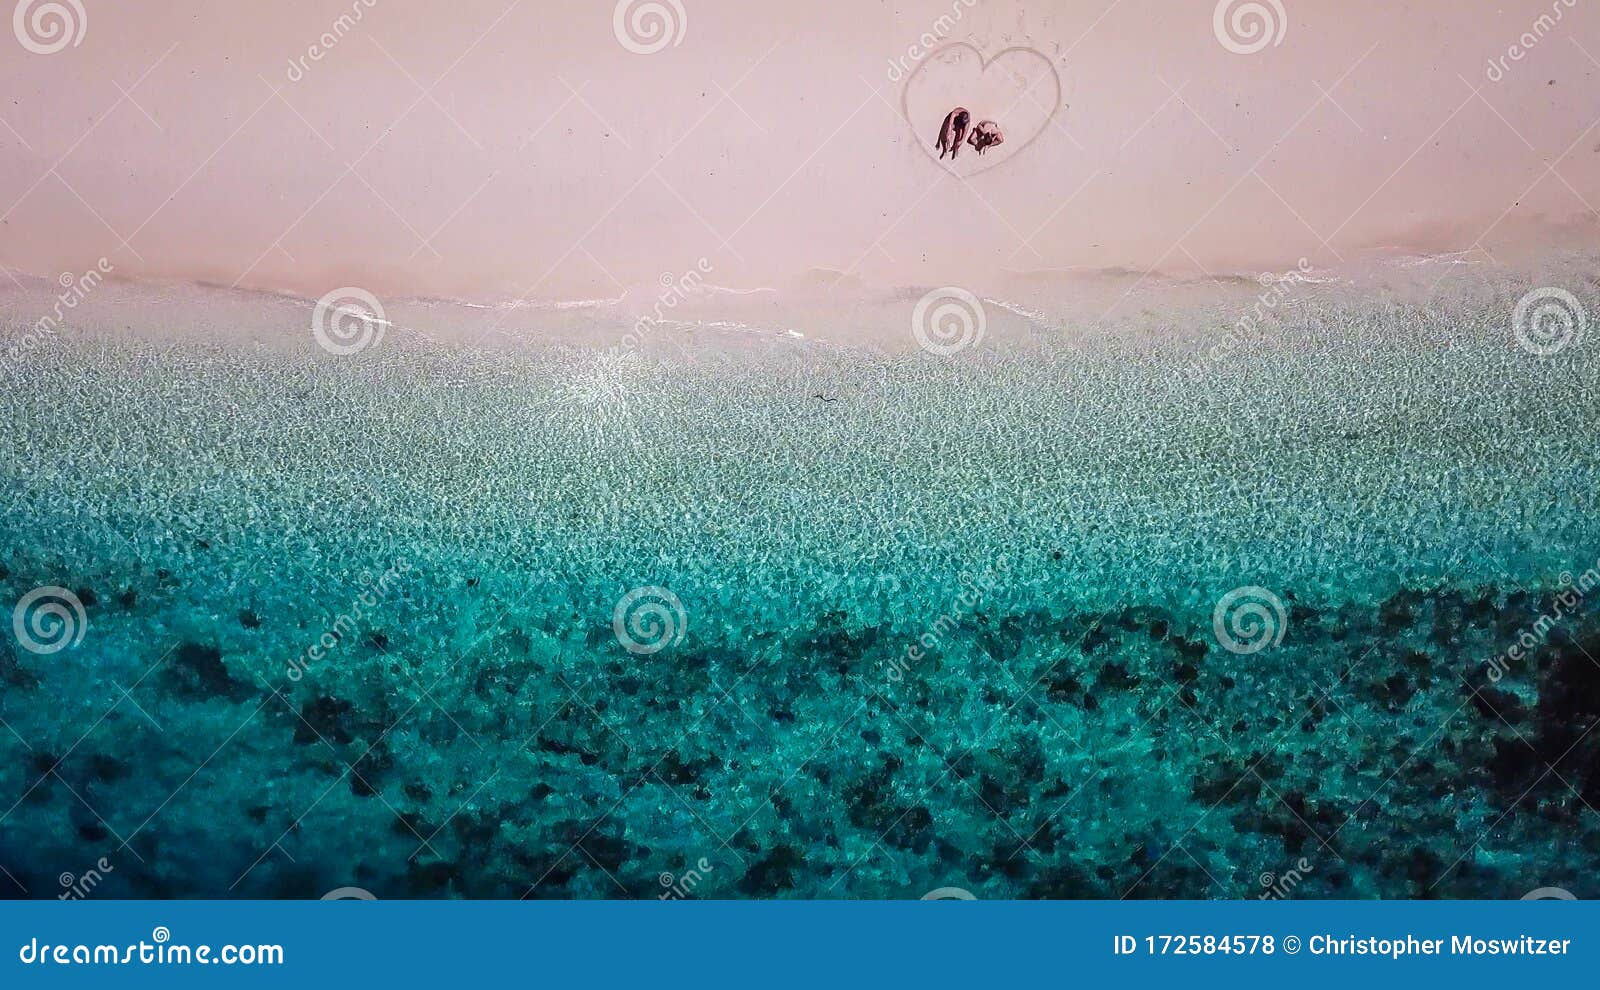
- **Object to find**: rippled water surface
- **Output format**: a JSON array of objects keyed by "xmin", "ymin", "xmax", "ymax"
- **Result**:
[{"xmin": 2, "ymin": 271, "xmax": 1598, "ymax": 898}]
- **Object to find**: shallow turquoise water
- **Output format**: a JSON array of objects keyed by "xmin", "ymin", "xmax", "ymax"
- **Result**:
[{"xmin": 2, "ymin": 278, "xmax": 1599, "ymax": 898}]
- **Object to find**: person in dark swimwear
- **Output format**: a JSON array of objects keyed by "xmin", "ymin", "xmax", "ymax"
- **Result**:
[
  {"xmin": 935, "ymin": 107, "xmax": 970, "ymax": 160},
  {"xmin": 967, "ymin": 120, "xmax": 1003, "ymax": 155}
]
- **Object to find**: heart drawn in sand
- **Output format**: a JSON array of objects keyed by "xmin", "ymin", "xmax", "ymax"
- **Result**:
[{"xmin": 901, "ymin": 43, "xmax": 1064, "ymax": 176}]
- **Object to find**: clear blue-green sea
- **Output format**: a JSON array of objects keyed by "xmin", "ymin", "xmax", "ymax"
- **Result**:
[{"xmin": 2, "ymin": 265, "xmax": 1598, "ymax": 899}]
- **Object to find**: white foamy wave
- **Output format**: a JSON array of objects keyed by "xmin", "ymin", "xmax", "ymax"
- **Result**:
[
  {"xmin": 1257, "ymin": 270, "xmax": 1343, "ymax": 286},
  {"xmin": 981, "ymin": 296, "xmax": 1053, "ymax": 324},
  {"xmin": 546, "ymin": 296, "xmax": 627, "ymax": 311},
  {"xmin": 695, "ymin": 283, "xmax": 777, "ymax": 297},
  {"xmin": 1365, "ymin": 248, "xmax": 1485, "ymax": 270},
  {"xmin": 440, "ymin": 294, "xmax": 627, "ymax": 313},
  {"xmin": 326, "ymin": 304, "xmax": 396, "ymax": 328},
  {"xmin": 675, "ymin": 318, "xmax": 805, "ymax": 341}
]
